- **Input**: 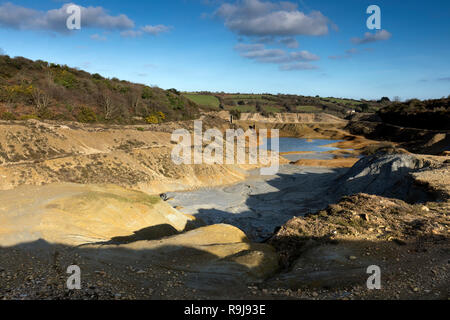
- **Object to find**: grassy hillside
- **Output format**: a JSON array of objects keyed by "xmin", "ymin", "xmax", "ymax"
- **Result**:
[
  {"xmin": 0, "ymin": 55, "xmax": 200, "ymax": 124},
  {"xmin": 184, "ymin": 92, "xmax": 385, "ymax": 118},
  {"xmin": 3, "ymin": 55, "xmax": 445, "ymax": 126},
  {"xmin": 183, "ymin": 93, "xmax": 220, "ymax": 109},
  {"xmin": 378, "ymin": 97, "xmax": 450, "ymax": 130}
]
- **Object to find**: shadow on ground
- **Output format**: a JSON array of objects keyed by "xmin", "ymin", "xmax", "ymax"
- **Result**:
[{"xmin": 0, "ymin": 233, "xmax": 447, "ymax": 300}]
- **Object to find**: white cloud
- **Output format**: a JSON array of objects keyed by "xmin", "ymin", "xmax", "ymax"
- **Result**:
[
  {"xmin": 238, "ymin": 46, "xmax": 286, "ymax": 62},
  {"xmin": 234, "ymin": 43, "xmax": 265, "ymax": 51},
  {"xmin": 351, "ymin": 29, "xmax": 392, "ymax": 44},
  {"xmin": 279, "ymin": 37, "xmax": 299, "ymax": 48},
  {"xmin": 0, "ymin": 2, "xmax": 134, "ymax": 33},
  {"xmin": 120, "ymin": 30, "xmax": 142, "ymax": 38},
  {"xmin": 0, "ymin": 2, "xmax": 171, "ymax": 39},
  {"xmin": 121, "ymin": 25, "xmax": 172, "ymax": 38},
  {"xmin": 0, "ymin": 47, "xmax": 5, "ymax": 55},
  {"xmin": 235, "ymin": 42, "xmax": 319, "ymax": 70},
  {"xmin": 291, "ymin": 50, "xmax": 319, "ymax": 61},
  {"xmin": 141, "ymin": 25, "xmax": 171, "ymax": 35},
  {"xmin": 215, "ymin": 0, "xmax": 332, "ymax": 37}
]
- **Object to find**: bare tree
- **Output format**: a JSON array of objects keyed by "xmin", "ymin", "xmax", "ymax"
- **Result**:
[
  {"xmin": 128, "ymin": 88, "xmax": 141, "ymax": 115},
  {"xmin": 32, "ymin": 88, "xmax": 51, "ymax": 112},
  {"xmin": 100, "ymin": 91, "xmax": 116, "ymax": 120}
]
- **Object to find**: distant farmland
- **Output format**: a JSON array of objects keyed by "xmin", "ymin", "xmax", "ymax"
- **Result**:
[
  {"xmin": 181, "ymin": 91, "xmax": 387, "ymax": 118},
  {"xmin": 183, "ymin": 93, "xmax": 220, "ymax": 109},
  {"xmin": 296, "ymin": 106, "xmax": 323, "ymax": 113}
]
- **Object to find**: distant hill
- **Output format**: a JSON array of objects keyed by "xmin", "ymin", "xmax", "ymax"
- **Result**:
[
  {"xmin": 378, "ymin": 97, "xmax": 450, "ymax": 130},
  {"xmin": 2, "ymin": 55, "xmax": 446, "ymax": 126},
  {"xmin": 0, "ymin": 55, "xmax": 201, "ymax": 124},
  {"xmin": 182, "ymin": 92, "xmax": 386, "ymax": 118}
]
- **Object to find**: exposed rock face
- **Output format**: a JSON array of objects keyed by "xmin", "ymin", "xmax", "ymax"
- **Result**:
[
  {"xmin": 412, "ymin": 165, "xmax": 450, "ymax": 201},
  {"xmin": 239, "ymin": 113, "xmax": 346, "ymax": 124},
  {"xmin": 346, "ymin": 119, "xmax": 450, "ymax": 155},
  {"xmin": 0, "ymin": 120, "xmax": 251, "ymax": 193},
  {"xmin": 0, "ymin": 184, "xmax": 199, "ymax": 246},
  {"xmin": 419, "ymin": 133, "xmax": 450, "ymax": 155},
  {"xmin": 0, "ymin": 184, "xmax": 279, "ymax": 297},
  {"xmin": 267, "ymin": 193, "xmax": 449, "ymax": 295},
  {"xmin": 330, "ymin": 154, "xmax": 431, "ymax": 202}
]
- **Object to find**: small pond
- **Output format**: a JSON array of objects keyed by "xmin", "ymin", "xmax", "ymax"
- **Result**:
[{"xmin": 260, "ymin": 137, "xmax": 342, "ymax": 161}]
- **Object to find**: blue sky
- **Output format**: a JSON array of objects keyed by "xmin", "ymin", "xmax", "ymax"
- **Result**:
[{"xmin": 0, "ymin": 0, "xmax": 449, "ymax": 100}]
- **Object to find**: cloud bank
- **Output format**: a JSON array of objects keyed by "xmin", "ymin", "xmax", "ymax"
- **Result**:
[
  {"xmin": 121, "ymin": 25, "xmax": 172, "ymax": 38},
  {"xmin": 235, "ymin": 43, "xmax": 319, "ymax": 71},
  {"xmin": 215, "ymin": 1, "xmax": 327, "ymax": 71},
  {"xmin": 351, "ymin": 29, "xmax": 392, "ymax": 44},
  {"xmin": 215, "ymin": 0, "xmax": 332, "ymax": 37},
  {"xmin": 0, "ymin": 2, "xmax": 134, "ymax": 32},
  {"xmin": 0, "ymin": 2, "xmax": 171, "ymax": 38}
]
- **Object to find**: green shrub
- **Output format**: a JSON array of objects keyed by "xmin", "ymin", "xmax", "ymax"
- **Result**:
[
  {"xmin": 65, "ymin": 104, "xmax": 74, "ymax": 113},
  {"xmin": 54, "ymin": 70, "xmax": 79, "ymax": 89},
  {"xmin": 145, "ymin": 111, "xmax": 166, "ymax": 124},
  {"xmin": 118, "ymin": 86, "xmax": 130, "ymax": 94},
  {"xmin": 168, "ymin": 88, "xmax": 180, "ymax": 95},
  {"xmin": 168, "ymin": 94, "xmax": 185, "ymax": 110},
  {"xmin": 92, "ymin": 73, "xmax": 103, "ymax": 80},
  {"xmin": 19, "ymin": 114, "xmax": 39, "ymax": 120},
  {"xmin": 2, "ymin": 84, "xmax": 34, "ymax": 103},
  {"xmin": 230, "ymin": 109, "xmax": 241, "ymax": 120},
  {"xmin": 77, "ymin": 106, "xmax": 97, "ymax": 123},
  {"xmin": 145, "ymin": 115, "xmax": 159, "ymax": 124},
  {"xmin": 0, "ymin": 112, "xmax": 16, "ymax": 120},
  {"xmin": 142, "ymin": 87, "xmax": 153, "ymax": 99}
]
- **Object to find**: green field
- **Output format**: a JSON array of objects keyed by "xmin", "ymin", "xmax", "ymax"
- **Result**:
[
  {"xmin": 296, "ymin": 105, "xmax": 322, "ymax": 112},
  {"xmin": 322, "ymin": 97, "xmax": 360, "ymax": 107},
  {"xmin": 227, "ymin": 94, "xmax": 264, "ymax": 100},
  {"xmin": 183, "ymin": 92, "xmax": 384, "ymax": 117},
  {"xmin": 262, "ymin": 105, "xmax": 283, "ymax": 113},
  {"xmin": 183, "ymin": 94, "xmax": 220, "ymax": 109},
  {"xmin": 228, "ymin": 105, "xmax": 257, "ymax": 113}
]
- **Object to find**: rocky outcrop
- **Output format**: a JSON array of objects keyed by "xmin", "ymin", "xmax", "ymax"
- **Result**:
[
  {"xmin": 239, "ymin": 113, "xmax": 346, "ymax": 124},
  {"xmin": 0, "ymin": 183, "xmax": 279, "ymax": 297},
  {"xmin": 329, "ymin": 154, "xmax": 432, "ymax": 202},
  {"xmin": 346, "ymin": 119, "xmax": 450, "ymax": 155},
  {"xmin": 417, "ymin": 133, "xmax": 450, "ymax": 155},
  {"xmin": 0, "ymin": 184, "xmax": 201, "ymax": 246},
  {"xmin": 0, "ymin": 120, "xmax": 251, "ymax": 193},
  {"xmin": 267, "ymin": 193, "xmax": 449, "ymax": 296}
]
